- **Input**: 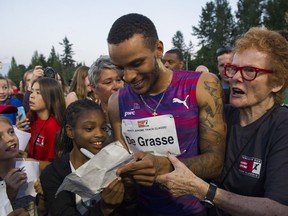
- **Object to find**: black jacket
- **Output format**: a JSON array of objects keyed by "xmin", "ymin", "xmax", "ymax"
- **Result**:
[{"xmin": 40, "ymin": 153, "xmax": 104, "ymax": 216}]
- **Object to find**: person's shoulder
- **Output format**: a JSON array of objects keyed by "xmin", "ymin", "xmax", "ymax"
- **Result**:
[
  {"xmin": 109, "ymin": 89, "xmax": 120, "ymax": 102},
  {"xmin": 224, "ymin": 104, "xmax": 238, "ymax": 120},
  {"xmin": 174, "ymin": 70, "xmax": 202, "ymax": 82},
  {"xmin": 273, "ymin": 105, "xmax": 288, "ymax": 121},
  {"xmin": 41, "ymin": 153, "xmax": 70, "ymax": 180},
  {"xmin": 47, "ymin": 115, "xmax": 61, "ymax": 127},
  {"xmin": 66, "ymin": 91, "xmax": 78, "ymax": 101},
  {"xmin": 195, "ymin": 71, "xmax": 221, "ymax": 91},
  {"xmin": 9, "ymin": 97, "xmax": 22, "ymax": 107},
  {"xmin": 118, "ymin": 85, "xmax": 132, "ymax": 97},
  {"xmin": 198, "ymin": 71, "xmax": 219, "ymax": 81}
]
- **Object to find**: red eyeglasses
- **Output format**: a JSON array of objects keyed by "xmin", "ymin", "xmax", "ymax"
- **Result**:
[{"xmin": 224, "ymin": 64, "xmax": 273, "ymax": 81}]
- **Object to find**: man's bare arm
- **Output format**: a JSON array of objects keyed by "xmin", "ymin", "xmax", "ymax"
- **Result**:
[{"xmin": 182, "ymin": 72, "xmax": 227, "ymax": 179}]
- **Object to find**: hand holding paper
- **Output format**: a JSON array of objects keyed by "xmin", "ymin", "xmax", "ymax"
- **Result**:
[{"xmin": 56, "ymin": 141, "xmax": 133, "ymax": 201}]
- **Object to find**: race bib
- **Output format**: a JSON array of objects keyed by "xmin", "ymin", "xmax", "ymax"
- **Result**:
[{"xmin": 122, "ymin": 115, "xmax": 180, "ymax": 156}]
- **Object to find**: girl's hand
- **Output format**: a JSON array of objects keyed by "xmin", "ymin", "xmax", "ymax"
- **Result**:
[
  {"xmin": 34, "ymin": 179, "xmax": 43, "ymax": 195},
  {"xmin": 8, "ymin": 208, "xmax": 29, "ymax": 216},
  {"xmin": 17, "ymin": 150, "xmax": 28, "ymax": 158},
  {"xmin": 4, "ymin": 168, "xmax": 27, "ymax": 201},
  {"xmin": 15, "ymin": 115, "xmax": 30, "ymax": 131},
  {"xmin": 100, "ymin": 178, "xmax": 124, "ymax": 215}
]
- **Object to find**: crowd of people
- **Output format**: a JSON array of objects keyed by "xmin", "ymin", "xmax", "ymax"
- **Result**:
[{"xmin": 0, "ymin": 12, "xmax": 288, "ymax": 216}]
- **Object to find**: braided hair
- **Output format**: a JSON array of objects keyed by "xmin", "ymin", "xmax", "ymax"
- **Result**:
[{"xmin": 56, "ymin": 99, "xmax": 103, "ymax": 157}]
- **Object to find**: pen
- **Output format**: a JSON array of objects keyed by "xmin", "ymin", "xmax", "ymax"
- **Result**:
[{"xmin": 17, "ymin": 166, "xmax": 25, "ymax": 172}]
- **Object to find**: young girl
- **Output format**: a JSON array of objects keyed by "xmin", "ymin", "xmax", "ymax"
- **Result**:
[
  {"xmin": 0, "ymin": 114, "xmax": 28, "ymax": 215},
  {"xmin": 0, "ymin": 76, "xmax": 23, "ymax": 124},
  {"xmin": 65, "ymin": 66, "xmax": 98, "ymax": 107},
  {"xmin": 40, "ymin": 99, "xmax": 129, "ymax": 216},
  {"xmin": 18, "ymin": 77, "xmax": 66, "ymax": 171}
]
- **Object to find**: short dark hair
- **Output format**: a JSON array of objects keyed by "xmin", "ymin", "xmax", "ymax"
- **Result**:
[
  {"xmin": 165, "ymin": 48, "xmax": 184, "ymax": 61},
  {"xmin": 216, "ymin": 46, "xmax": 233, "ymax": 57},
  {"xmin": 107, "ymin": 13, "xmax": 158, "ymax": 50}
]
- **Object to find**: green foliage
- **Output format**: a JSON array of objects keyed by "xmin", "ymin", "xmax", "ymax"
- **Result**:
[
  {"xmin": 192, "ymin": 0, "xmax": 235, "ymax": 73},
  {"xmin": 7, "ymin": 57, "xmax": 25, "ymax": 86},
  {"xmin": 60, "ymin": 36, "xmax": 75, "ymax": 68},
  {"xmin": 7, "ymin": 37, "xmax": 79, "ymax": 88},
  {"xmin": 263, "ymin": 0, "xmax": 288, "ymax": 30},
  {"xmin": 173, "ymin": 0, "xmax": 288, "ymax": 74},
  {"xmin": 47, "ymin": 46, "xmax": 63, "ymax": 79},
  {"xmin": 172, "ymin": 31, "xmax": 186, "ymax": 51},
  {"xmin": 235, "ymin": 0, "xmax": 265, "ymax": 35},
  {"xmin": 171, "ymin": 31, "xmax": 194, "ymax": 70},
  {"xmin": 7, "ymin": 0, "xmax": 288, "ymax": 86}
]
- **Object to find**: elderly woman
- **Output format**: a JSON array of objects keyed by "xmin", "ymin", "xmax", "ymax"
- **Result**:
[
  {"xmin": 88, "ymin": 56, "xmax": 124, "ymax": 143},
  {"xmin": 156, "ymin": 27, "xmax": 288, "ymax": 215}
]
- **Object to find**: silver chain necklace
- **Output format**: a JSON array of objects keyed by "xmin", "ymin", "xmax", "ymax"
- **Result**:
[
  {"xmin": 139, "ymin": 90, "xmax": 167, "ymax": 116},
  {"xmin": 139, "ymin": 73, "xmax": 172, "ymax": 116}
]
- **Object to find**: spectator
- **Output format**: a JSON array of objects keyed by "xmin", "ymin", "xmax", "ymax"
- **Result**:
[
  {"xmin": 216, "ymin": 46, "xmax": 233, "ymax": 104},
  {"xmin": 17, "ymin": 77, "xmax": 66, "ymax": 171},
  {"xmin": 195, "ymin": 65, "xmax": 210, "ymax": 73},
  {"xmin": 41, "ymin": 99, "xmax": 133, "ymax": 216},
  {"xmin": 107, "ymin": 13, "xmax": 226, "ymax": 216},
  {"xmin": 0, "ymin": 110, "xmax": 29, "ymax": 216},
  {"xmin": 0, "ymin": 76, "xmax": 22, "ymax": 124},
  {"xmin": 88, "ymin": 55, "xmax": 124, "ymax": 143},
  {"xmin": 66, "ymin": 66, "xmax": 97, "ymax": 107},
  {"xmin": 56, "ymin": 72, "xmax": 69, "ymax": 96},
  {"xmin": 162, "ymin": 48, "xmax": 184, "ymax": 70},
  {"xmin": 22, "ymin": 70, "xmax": 33, "ymax": 92},
  {"xmin": 156, "ymin": 27, "xmax": 288, "ymax": 216}
]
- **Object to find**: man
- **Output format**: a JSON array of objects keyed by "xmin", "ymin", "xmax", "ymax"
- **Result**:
[
  {"xmin": 107, "ymin": 13, "xmax": 226, "ymax": 216},
  {"xmin": 216, "ymin": 46, "xmax": 233, "ymax": 104},
  {"xmin": 162, "ymin": 48, "xmax": 184, "ymax": 70}
]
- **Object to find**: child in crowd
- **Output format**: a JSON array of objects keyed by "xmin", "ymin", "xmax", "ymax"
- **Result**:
[
  {"xmin": 40, "ymin": 99, "xmax": 132, "ymax": 215},
  {"xmin": 65, "ymin": 66, "xmax": 98, "ymax": 107},
  {"xmin": 17, "ymin": 77, "xmax": 66, "ymax": 171},
  {"xmin": 0, "ymin": 76, "xmax": 23, "ymax": 124},
  {"xmin": 0, "ymin": 112, "xmax": 29, "ymax": 215}
]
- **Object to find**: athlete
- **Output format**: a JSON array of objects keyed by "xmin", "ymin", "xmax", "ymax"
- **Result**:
[{"xmin": 107, "ymin": 13, "xmax": 226, "ymax": 216}]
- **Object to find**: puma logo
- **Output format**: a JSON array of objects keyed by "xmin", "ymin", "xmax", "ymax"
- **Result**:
[{"xmin": 172, "ymin": 95, "xmax": 189, "ymax": 109}]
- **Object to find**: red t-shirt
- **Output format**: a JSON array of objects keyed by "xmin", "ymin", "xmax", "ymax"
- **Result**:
[{"xmin": 29, "ymin": 115, "xmax": 60, "ymax": 161}]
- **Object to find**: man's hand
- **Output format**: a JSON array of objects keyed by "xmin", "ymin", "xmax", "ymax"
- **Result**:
[{"xmin": 116, "ymin": 151, "xmax": 171, "ymax": 186}]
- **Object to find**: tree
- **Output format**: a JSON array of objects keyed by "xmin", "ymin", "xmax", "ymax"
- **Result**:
[
  {"xmin": 172, "ymin": 31, "xmax": 186, "ymax": 51},
  {"xmin": 59, "ymin": 36, "xmax": 75, "ymax": 68},
  {"xmin": 171, "ymin": 31, "xmax": 194, "ymax": 70},
  {"xmin": 235, "ymin": 0, "xmax": 265, "ymax": 36},
  {"xmin": 192, "ymin": 0, "xmax": 235, "ymax": 73},
  {"xmin": 47, "ymin": 46, "xmax": 62, "ymax": 74},
  {"xmin": 29, "ymin": 51, "xmax": 47, "ymax": 69},
  {"xmin": 263, "ymin": 0, "xmax": 288, "ymax": 30},
  {"xmin": 8, "ymin": 57, "xmax": 23, "ymax": 87},
  {"xmin": 59, "ymin": 36, "xmax": 76, "ymax": 82}
]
